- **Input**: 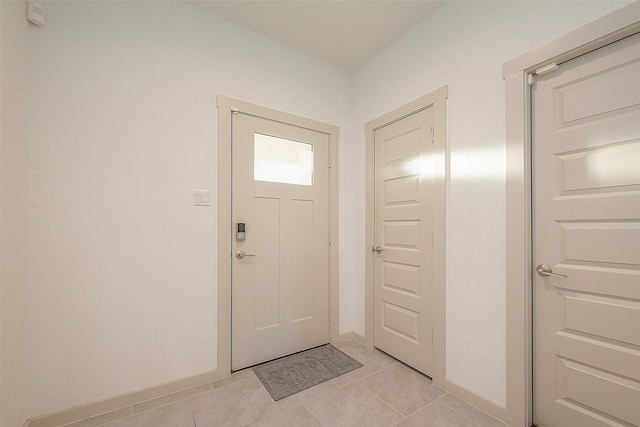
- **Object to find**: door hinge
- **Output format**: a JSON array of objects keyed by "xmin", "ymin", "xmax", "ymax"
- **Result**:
[
  {"xmin": 329, "ymin": 231, "xmax": 332, "ymax": 246},
  {"xmin": 231, "ymin": 107, "xmax": 239, "ymax": 115},
  {"xmin": 431, "ymin": 126, "xmax": 434, "ymax": 144}
]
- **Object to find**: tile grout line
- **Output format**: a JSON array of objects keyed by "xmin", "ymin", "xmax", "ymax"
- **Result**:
[
  {"xmin": 187, "ymin": 393, "xmax": 196, "ymax": 427},
  {"xmin": 437, "ymin": 394, "xmax": 504, "ymax": 427},
  {"xmin": 396, "ymin": 392, "xmax": 448, "ymax": 421},
  {"xmin": 341, "ymin": 349, "xmax": 390, "ymax": 378},
  {"xmin": 361, "ymin": 381, "xmax": 406, "ymax": 421},
  {"xmin": 300, "ymin": 402, "xmax": 324, "ymax": 427},
  {"xmin": 356, "ymin": 364, "xmax": 447, "ymax": 421}
]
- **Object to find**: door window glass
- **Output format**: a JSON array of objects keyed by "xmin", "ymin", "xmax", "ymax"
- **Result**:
[{"xmin": 254, "ymin": 133, "xmax": 314, "ymax": 186}]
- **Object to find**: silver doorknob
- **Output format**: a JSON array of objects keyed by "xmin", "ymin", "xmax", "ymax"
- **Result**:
[
  {"xmin": 536, "ymin": 264, "xmax": 567, "ymax": 278},
  {"xmin": 235, "ymin": 250, "xmax": 256, "ymax": 259},
  {"xmin": 373, "ymin": 246, "xmax": 385, "ymax": 254}
]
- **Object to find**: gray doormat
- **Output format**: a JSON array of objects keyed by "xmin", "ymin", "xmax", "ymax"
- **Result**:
[{"xmin": 252, "ymin": 344, "xmax": 363, "ymax": 401}]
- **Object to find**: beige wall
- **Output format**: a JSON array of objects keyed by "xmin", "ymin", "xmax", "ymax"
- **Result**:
[
  {"xmin": 2, "ymin": 0, "xmax": 632, "ymax": 425},
  {"xmin": 352, "ymin": 0, "xmax": 631, "ymax": 407},
  {"xmin": 8, "ymin": 1, "xmax": 354, "ymax": 424},
  {"xmin": 1, "ymin": 1, "xmax": 30, "ymax": 426}
]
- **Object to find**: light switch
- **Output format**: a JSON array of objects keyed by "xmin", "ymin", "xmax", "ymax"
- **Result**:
[{"xmin": 193, "ymin": 190, "xmax": 211, "ymax": 206}]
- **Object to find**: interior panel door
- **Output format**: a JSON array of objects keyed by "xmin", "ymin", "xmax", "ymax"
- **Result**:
[
  {"xmin": 373, "ymin": 108, "xmax": 434, "ymax": 376},
  {"xmin": 533, "ymin": 32, "xmax": 640, "ymax": 427}
]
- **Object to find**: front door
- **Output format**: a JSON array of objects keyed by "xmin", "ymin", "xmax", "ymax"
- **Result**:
[
  {"xmin": 533, "ymin": 32, "xmax": 640, "ymax": 426},
  {"xmin": 373, "ymin": 107, "xmax": 434, "ymax": 376},
  {"xmin": 231, "ymin": 112, "xmax": 330, "ymax": 371}
]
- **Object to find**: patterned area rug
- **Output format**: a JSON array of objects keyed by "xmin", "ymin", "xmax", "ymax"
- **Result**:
[{"xmin": 252, "ymin": 344, "xmax": 363, "ymax": 401}]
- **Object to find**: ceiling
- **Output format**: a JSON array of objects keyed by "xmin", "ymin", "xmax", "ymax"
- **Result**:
[{"xmin": 187, "ymin": 1, "xmax": 445, "ymax": 71}]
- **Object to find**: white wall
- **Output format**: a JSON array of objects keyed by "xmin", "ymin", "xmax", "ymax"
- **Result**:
[
  {"xmin": 1, "ymin": 5, "xmax": 3, "ymax": 424},
  {"xmin": 1, "ymin": 2, "xmax": 30, "ymax": 426},
  {"xmin": 4, "ymin": 0, "xmax": 632, "ymax": 424},
  {"xmin": 20, "ymin": 0, "xmax": 354, "ymax": 423},
  {"xmin": 352, "ymin": 0, "xmax": 631, "ymax": 406}
]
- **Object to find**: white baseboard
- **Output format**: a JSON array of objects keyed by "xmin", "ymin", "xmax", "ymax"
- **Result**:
[
  {"xmin": 439, "ymin": 377, "xmax": 508, "ymax": 423},
  {"xmin": 332, "ymin": 331, "xmax": 354, "ymax": 344},
  {"xmin": 352, "ymin": 332, "xmax": 366, "ymax": 345},
  {"xmin": 25, "ymin": 369, "xmax": 223, "ymax": 427},
  {"xmin": 333, "ymin": 331, "xmax": 366, "ymax": 346}
]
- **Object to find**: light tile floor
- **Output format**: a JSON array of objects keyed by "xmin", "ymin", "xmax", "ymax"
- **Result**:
[{"xmin": 64, "ymin": 342, "xmax": 506, "ymax": 427}]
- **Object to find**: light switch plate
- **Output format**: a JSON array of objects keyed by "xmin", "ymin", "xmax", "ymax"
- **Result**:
[{"xmin": 193, "ymin": 190, "xmax": 211, "ymax": 206}]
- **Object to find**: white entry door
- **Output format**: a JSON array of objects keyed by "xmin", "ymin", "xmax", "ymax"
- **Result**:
[
  {"xmin": 533, "ymin": 32, "xmax": 640, "ymax": 426},
  {"xmin": 373, "ymin": 108, "xmax": 434, "ymax": 376},
  {"xmin": 231, "ymin": 112, "xmax": 330, "ymax": 371}
]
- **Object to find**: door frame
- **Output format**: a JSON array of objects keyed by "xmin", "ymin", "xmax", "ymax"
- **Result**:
[
  {"xmin": 217, "ymin": 96, "xmax": 340, "ymax": 375},
  {"xmin": 503, "ymin": 4, "xmax": 640, "ymax": 426},
  {"xmin": 364, "ymin": 86, "xmax": 447, "ymax": 388}
]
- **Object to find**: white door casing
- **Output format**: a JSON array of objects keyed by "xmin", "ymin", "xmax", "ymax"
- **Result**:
[
  {"xmin": 365, "ymin": 86, "xmax": 447, "ymax": 388},
  {"xmin": 532, "ymin": 32, "xmax": 640, "ymax": 427},
  {"xmin": 217, "ymin": 96, "xmax": 339, "ymax": 375},
  {"xmin": 373, "ymin": 108, "xmax": 434, "ymax": 376}
]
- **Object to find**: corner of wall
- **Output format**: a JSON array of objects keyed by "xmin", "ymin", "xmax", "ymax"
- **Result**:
[
  {"xmin": 1, "ymin": 1, "xmax": 30, "ymax": 426},
  {"xmin": 0, "ymin": 3, "xmax": 3, "ymax": 425}
]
